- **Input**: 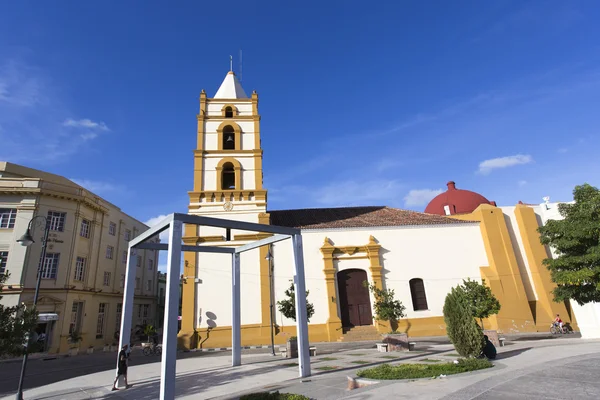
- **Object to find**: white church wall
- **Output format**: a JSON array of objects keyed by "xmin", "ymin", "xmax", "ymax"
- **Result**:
[
  {"xmin": 195, "ymin": 247, "xmax": 263, "ymax": 329},
  {"xmin": 270, "ymin": 223, "xmax": 488, "ymax": 328},
  {"xmin": 500, "ymin": 206, "xmax": 538, "ymax": 301}
]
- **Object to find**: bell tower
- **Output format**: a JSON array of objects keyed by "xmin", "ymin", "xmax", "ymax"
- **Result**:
[{"xmin": 188, "ymin": 71, "xmax": 267, "ymax": 218}]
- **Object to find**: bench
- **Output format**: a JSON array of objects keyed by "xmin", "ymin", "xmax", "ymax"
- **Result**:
[
  {"xmin": 499, "ymin": 337, "xmax": 506, "ymax": 347},
  {"xmin": 279, "ymin": 346, "xmax": 317, "ymax": 356},
  {"xmin": 376, "ymin": 343, "xmax": 389, "ymax": 352},
  {"xmin": 408, "ymin": 342, "xmax": 416, "ymax": 351}
]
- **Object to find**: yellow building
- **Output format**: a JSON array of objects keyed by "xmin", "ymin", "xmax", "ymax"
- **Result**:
[
  {"xmin": 177, "ymin": 72, "xmax": 576, "ymax": 350},
  {"xmin": 0, "ymin": 162, "xmax": 160, "ymax": 354}
]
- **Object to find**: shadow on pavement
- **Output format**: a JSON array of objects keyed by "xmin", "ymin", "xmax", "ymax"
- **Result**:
[{"xmin": 495, "ymin": 347, "xmax": 532, "ymax": 360}]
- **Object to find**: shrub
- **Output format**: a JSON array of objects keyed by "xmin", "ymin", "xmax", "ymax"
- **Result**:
[
  {"xmin": 364, "ymin": 282, "xmax": 406, "ymax": 332},
  {"xmin": 239, "ymin": 392, "xmax": 310, "ymax": 400},
  {"xmin": 277, "ymin": 282, "xmax": 315, "ymax": 322},
  {"xmin": 443, "ymin": 286, "xmax": 483, "ymax": 358},
  {"xmin": 459, "ymin": 279, "xmax": 501, "ymax": 329},
  {"xmin": 356, "ymin": 358, "xmax": 492, "ymax": 380}
]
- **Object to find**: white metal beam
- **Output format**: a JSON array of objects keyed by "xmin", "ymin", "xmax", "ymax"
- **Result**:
[
  {"xmin": 232, "ymin": 252, "xmax": 241, "ymax": 366},
  {"xmin": 136, "ymin": 242, "xmax": 235, "ymax": 254},
  {"xmin": 234, "ymin": 234, "xmax": 290, "ymax": 253},
  {"xmin": 174, "ymin": 213, "xmax": 300, "ymax": 236},
  {"xmin": 129, "ymin": 214, "xmax": 173, "ymax": 248},
  {"xmin": 292, "ymin": 234, "xmax": 311, "ymax": 378},
  {"xmin": 160, "ymin": 220, "xmax": 183, "ymax": 400}
]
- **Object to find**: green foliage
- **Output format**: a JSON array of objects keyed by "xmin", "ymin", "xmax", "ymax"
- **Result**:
[
  {"xmin": 240, "ymin": 391, "xmax": 311, "ymax": 400},
  {"xmin": 459, "ymin": 278, "xmax": 501, "ymax": 329},
  {"xmin": 68, "ymin": 330, "xmax": 82, "ymax": 347},
  {"xmin": 364, "ymin": 281, "xmax": 406, "ymax": 331},
  {"xmin": 0, "ymin": 272, "xmax": 39, "ymax": 357},
  {"xmin": 443, "ymin": 286, "xmax": 484, "ymax": 358},
  {"xmin": 538, "ymin": 183, "xmax": 600, "ymax": 305},
  {"xmin": 144, "ymin": 324, "xmax": 156, "ymax": 341},
  {"xmin": 277, "ymin": 282, "xmax": 315, "ymax": 322},
  {"xmin": 356, "ymin": 358, "xmax": 492, "ymax": 380}
]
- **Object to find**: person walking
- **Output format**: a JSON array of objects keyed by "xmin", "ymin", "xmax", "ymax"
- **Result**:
[{"xmin": 112, "ymin": 344, "xmax": 132, "ymax": 391}]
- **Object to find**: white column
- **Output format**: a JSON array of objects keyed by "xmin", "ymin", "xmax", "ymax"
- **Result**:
[
  {"xmin": 232, "ymin": 252, "xmax": 241, "ymax": 366},
  {"xmin": 160, "ymin": 220, "xmax": 183, "ymax": 400},
  {"xmin": 117, "ymin": 247, "xmax": 136, "ymax": 374},
  {"xmin": 291, "ymin": 234, "xmax": 311, "ymax": 378}
]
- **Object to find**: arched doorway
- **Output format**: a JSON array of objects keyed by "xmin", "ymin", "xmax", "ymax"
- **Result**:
[{"xmin": 337, "ymin": 269, "xmax": 373, "ymax": 327}]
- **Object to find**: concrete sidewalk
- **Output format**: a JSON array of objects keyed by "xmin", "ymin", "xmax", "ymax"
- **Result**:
[{"xmin": 3, "ymin": 337, "xmax": 598, "ymax": 400}]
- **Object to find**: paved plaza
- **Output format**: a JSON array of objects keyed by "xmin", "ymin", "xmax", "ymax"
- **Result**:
[{"xmin": 2, "ymin": 337, "xmax": 599, "ymax": 399}]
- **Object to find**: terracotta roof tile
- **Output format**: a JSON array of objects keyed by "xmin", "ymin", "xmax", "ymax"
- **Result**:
[{"xmin": 268, "ymin": 206, "xmax": 476, "ymax": 229}]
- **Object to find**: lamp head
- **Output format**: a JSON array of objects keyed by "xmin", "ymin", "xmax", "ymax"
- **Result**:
[
  {"xmin": 265, "ymin": 251, "xmax": 272, "ymax": 261},
  {"xmin": 17, "ymin": 230, "xmax": 35, "ymax": 247}
]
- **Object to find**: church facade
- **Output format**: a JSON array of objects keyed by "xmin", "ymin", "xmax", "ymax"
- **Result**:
[{"xmin": 177, "ymin": 72, "xmax": 576, "ymax": 349}]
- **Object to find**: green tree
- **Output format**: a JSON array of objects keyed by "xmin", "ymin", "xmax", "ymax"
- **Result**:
[
  {"xmin": 443, "ymin": 285, "xmax": 483, "ymax": 358},
  {"xmin": 460, "ymin": 278, "xmax": 501, "ymax": 329},
  {"xmin": 538, "ymin": 183, "xmax": 600, "ymax": 305},
  {"xmin": 0, "ymin": 273, "xmax": 39, "ymax": 357},
  {"xmin": 144, "ymin": 324, "xmax": 156, "ymax": 342},
  {"xmin": 277, "ymin": 282, "xmax": 315, "ymax": 322},
  {"xmin": 365, "ymin": 282, "xmax": 406, "ymax": 332}
]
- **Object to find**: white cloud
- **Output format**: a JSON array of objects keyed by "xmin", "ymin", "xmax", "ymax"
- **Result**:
[
  {"xmin": 477, "ymin": 154, "xmax": 533, "ymax": 175},
  {"xmin": 63, "ymin": 118, "xmax": 110, "ymax": 131},
  {"xmin": 403, "ymin": 188, "xmax": 443, "ymax": 207},
  {"xmin": 145, "ymin": 214, "xmax": 170, "ymax": 242},
  {"xmin": 557, "ymin": 147, "xmax": 568, "ymax": 153},
  {"xmin": 518, "ymin": 180, "xmax": 528, "ymax": 187},
  {"xmin": 0, "ymin": 58, "xmax": 109, "ymax": 164}
]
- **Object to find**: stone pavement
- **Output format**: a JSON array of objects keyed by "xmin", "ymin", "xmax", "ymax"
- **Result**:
[{"xmin": 3, "ymin": 337, "xmax": 598, "ymax": 400}]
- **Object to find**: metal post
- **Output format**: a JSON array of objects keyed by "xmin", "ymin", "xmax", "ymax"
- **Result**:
[
  {"xmin": 291, "ymin": 234, "xmax": 311, "ymax": 378},
  {"xmin": 268, "ymin": 247, "xmax": 276, "ymax": 356},
  {"xmin": 232, "ymin": 252, "xmax": 241, "ymax": 366},
  {"xmin": 160, "ymin": 220, "xmax": 182, "ymax": 400},
  {"xmin": 15, "ymin": 216, "xmax": 50, "ymax": 400},
  {"xmin": 116, "ymin": 246, "xmax": 137, "ymax": 378}
]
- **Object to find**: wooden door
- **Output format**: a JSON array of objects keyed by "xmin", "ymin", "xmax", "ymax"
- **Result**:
[{"xmin": 337, "ymin": 269, "xmax": 373, "ymax": 327}]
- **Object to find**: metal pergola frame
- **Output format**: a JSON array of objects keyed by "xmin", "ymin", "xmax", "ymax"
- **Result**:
[{"xmin": 116, "ymin": 213, "xmax": 311, "ymax": 400}]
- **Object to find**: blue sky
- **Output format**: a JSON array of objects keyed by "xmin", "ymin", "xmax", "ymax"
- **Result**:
[{"xmin": 1, "ymin": 0, "xmax": 600, "ymax": 234}]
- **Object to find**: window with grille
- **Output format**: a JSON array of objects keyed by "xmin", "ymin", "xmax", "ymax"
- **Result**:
[
  {"xmin": 136, "ymin": 255, "xmax": 142, "ymax": 268},
  {"xmin": 106, "ymin": 245, "xmax": 114, "ymax": 259},
  {"xmin": 103, "ymin": 271, "xmax": 111, "ymax": 286},
  {"xmin": 74, "ymin": 257, "xmax": 86, "ymax": 281},
  {"xmin": 40, "ymin": 253, "xmax": 60, "ymax": 279},
  {"xmin": 143, "ymin": 304, "xmax": 149, "ymax": 318},
  {"xmin": 122, "ymin": 251, "xmax": 127, "ymax": 264},
  {"xmin": 138, "ymin": 304, "xmax": 142, "ymax": 318},
  {"xmin": 69, "ymin": 302, "xmax": 83, "ymax": 334},
  {"xmin": 109, "ymin": 222, "xmax": 116, "ymax": 236},
  {"xmin": 80, "ymin": 219, "xmax": 90, "ymax": 238},
  {"xmin": 146, "ymin": 279, "xmax": 152, "ymax": 291},
  {"xmin": 0, "ymin": 251, "xmax": 8, "ymax": 275},
  {"xmin": 124, "ymin": 230, "xmax": 131, "ymax": 241},
  {"xmin": 120, "ymin": 274, "xmax": 125, "ymax": 288},
  {"xmin": 148, "ymin": 259, "xmax": 153, "ymax": 271},
  {"xmin": 135, "ymin": 278, "xmax": 140, "ymax": 289},
  {"xmin": 47, "ymin": 211, "xmax": 66, "ymax": 232},
  {"xmin": 409, "ymin": 278, "xmax": 429, "ymax": 311},
  {"xmin": 0, "ymin": 209, "xmax": 17, "ymax": 229},
  {"xmin": 115, "ymin": 303, "xmax": 122, "ymax": 333},
  {"xmin": 96, "ymin": 303, "xmax": 107, "ymax": 338}
]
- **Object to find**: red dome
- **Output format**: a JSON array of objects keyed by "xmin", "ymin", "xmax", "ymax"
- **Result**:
[{"xmin": 425, "ymin": 181, "xmax": 495, "ymax": 216}]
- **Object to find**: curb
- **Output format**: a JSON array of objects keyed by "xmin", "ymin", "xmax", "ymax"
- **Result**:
[{"xmin": 185, "ymin": 345, "xmax": 272, "ymax": 353}]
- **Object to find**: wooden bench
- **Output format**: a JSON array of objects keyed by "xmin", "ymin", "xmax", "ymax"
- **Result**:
[
  {"xmin": 499, "ymin": 337, "xmax": 506, "ymax": 347},
  {"xmin": 376, "ymin": 343, "xmax": 389, "ymax": 352}
]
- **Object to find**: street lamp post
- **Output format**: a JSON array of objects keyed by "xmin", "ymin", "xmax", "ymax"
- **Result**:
[
  {"xmin": 15, "ymin": 215, "xmax": 51, "ymax": 400},
  {"xmin": 265, "ymin": 247, "xmax": 276, "ymax": 356}
]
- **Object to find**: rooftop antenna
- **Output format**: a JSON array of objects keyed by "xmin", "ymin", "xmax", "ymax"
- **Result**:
[
  {"xmin": 229, "ymin": 55, "xmax": 233, "ymax": 72},
  {"xmin": 239, "ymin": 49, "xmax": 243, "ymax": 83}
]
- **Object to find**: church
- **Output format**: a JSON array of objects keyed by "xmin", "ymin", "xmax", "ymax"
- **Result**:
[{"xmin": 177, "ymin": 71, "xmax": 577, "ymax": 350}]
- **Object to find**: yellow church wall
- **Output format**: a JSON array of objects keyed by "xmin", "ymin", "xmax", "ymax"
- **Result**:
[
  {"xmin": 451, "ymin": 205, "xmax": 537, "ymax": 333},
  {"xmin": 513, "ymin": 205, "xmax": 577, "ymax": 330}
]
